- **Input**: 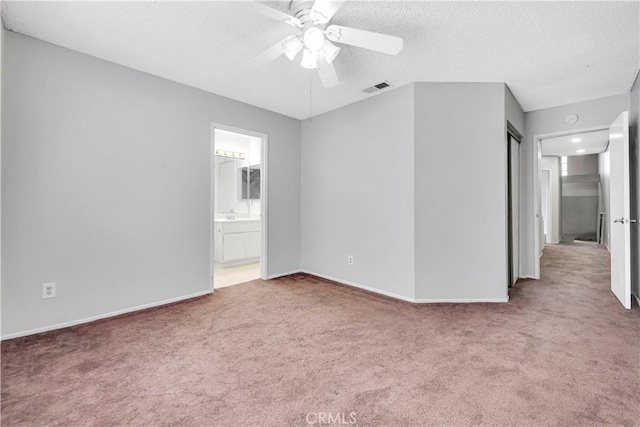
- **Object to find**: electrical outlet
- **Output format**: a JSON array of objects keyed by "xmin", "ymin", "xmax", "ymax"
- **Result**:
[
  {"xmin": 42, "ymin": 282, "xmax": 56, "ymax": 299},
  {"xmin": 347, "ymin": 255, "xmax": 354, "ymax": 265}
]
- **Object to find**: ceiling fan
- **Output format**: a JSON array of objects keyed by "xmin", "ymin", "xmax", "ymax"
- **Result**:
[{"xmin": 243, "ymin": 0, "xmax": 404, "ymax": 88}]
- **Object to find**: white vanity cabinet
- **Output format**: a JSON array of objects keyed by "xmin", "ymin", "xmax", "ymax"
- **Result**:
[{"xmin": 214, "ymin": 219, "xmax": 261, "ymax": 266}]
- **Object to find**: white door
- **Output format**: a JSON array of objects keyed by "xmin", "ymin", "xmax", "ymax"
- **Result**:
[{"xmin": 609, "ymin": 111, "xmax": 631, "ymax": 309}]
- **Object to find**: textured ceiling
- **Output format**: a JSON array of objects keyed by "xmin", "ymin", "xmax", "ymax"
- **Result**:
[
  {"xmin": 2, "ymin": 1, "xmax": 639, "ymax": 119},
  {"xmin": 541, "ymin": 129, "xmax": 610, "ymax": 157}
]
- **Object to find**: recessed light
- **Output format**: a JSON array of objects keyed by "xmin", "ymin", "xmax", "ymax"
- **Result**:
[
  {"xmin": 576, "ymin": 149, "xmax": 585, "ymax": 154},
  {"xmin": 571, "ymin": 138, "xmax": 582, "ymax": 143},
  {"xmin": 564, "ymin": 114, "xmax": 579, "ymax": 125}
]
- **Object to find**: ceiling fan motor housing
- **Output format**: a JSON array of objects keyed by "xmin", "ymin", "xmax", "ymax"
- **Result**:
[
  {"xmin": 245, "ymin": 0, "xmax": 403, "ymax": 88},
  {"xmin": 292, "ymin": 0, "xmax": 323, "ymax": 29},
  {"xmin": 291, "ymin": 0, "xmax": 330, "ymax": 61}
]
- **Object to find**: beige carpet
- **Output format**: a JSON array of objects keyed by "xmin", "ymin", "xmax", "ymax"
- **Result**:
[{"xmin": 2, "ymin": 244, "xmax": 639, "ymax": 426}]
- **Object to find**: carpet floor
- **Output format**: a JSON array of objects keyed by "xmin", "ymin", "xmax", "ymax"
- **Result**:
[{"xmin": 2, "ymin": 244, "xmax": 639, "ymax": 426}]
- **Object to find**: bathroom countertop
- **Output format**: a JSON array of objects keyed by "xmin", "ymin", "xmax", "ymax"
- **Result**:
[{"xmin": 214, "ymin": 217, "xmax": 260, "ymax": 223}]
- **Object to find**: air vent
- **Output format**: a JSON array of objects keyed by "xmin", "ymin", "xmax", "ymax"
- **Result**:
[{"xmin": 363, "ymin": 81, "xmax": 392, "ymax": 94}]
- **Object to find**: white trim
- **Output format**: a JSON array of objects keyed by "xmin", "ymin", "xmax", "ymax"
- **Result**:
[
  {"xmin": 301, "ymin": 270, "xmax": 508, "ymax": 304},
  {"xmin": 209, "ymin": 126, "xmax": 216, "ymax": 292},
  {"xmin": 3, "ymin": 267, "xmax": 515, "ymax": 340},
  {"xmin": 532, "ymin": 138, "xmax": 542, "ymax": 279},
  {"xmin": 633, "ymin": 293, "xmax": 640, "ymax": 308},
  {"xmin": 1, "ymin": 290, "xmax": 212, "ymax": 341},
  {"xmin": 415, "ymin": 297, "xmax": 509, "ymax": 303},
  {"xmin": 210, "ymin": 123, "xmax": 269, "ymax": 290},
  {"xmin": 260, "ymin": 134, "xmax": 269, "ymax": 281},
  {"xmin": 265, "ymin": 269, "xmax": 302, "ymax": 280},
  {"xmin": 301, "ymin": 269, "xmax": 416, "ymax": 302},
  {"xmin": 215, "ymin": 258, "xmax": 260, "ymax": 269}
]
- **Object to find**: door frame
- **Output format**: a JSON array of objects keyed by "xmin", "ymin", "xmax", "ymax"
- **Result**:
[
  {"xmin": 210, "ymin": 123, "xmax": 269, "ymax": 292},
  {"xmin": 532, "ymin": 125, "xmax": 609, "ymax": 279},
  {"xmin": 507, "ymin": 123, "xmax": 522, "ymax": 288},
  {"xmin": 540, "ymin": 169, "xmax": 551, "ymax": 245}
]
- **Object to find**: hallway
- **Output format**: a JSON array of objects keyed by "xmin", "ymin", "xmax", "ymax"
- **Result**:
[
  {"xmin": 514, "ymin": 243, "xmax": 635, "ymax": 315},
  {"xmin": 511, "ymin": 243, "xmax": 639, "ymax": 423}
]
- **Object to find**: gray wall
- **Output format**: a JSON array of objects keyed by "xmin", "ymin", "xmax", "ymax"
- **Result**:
[
  {"xmin": 562, "ymin": 197, "xmax": 599, "ymax": 236},
  {"xmin": 301, "ymin": 82, "xmax": 516, "ymax": 302},
  {"xmin": 562, "ymin": 155, "xmax": 599, "ymax": 237},
  {"xmin": 301, "ymin": 84, "xmax": 415, "ymax": 300},
  {"xmin": 2, "ymin": 31, "xmax": 301, "ymax": 337},
  {"xmin": 630, "ymin": 72, "xmax": 640, "ymax": 300},
  {"xmin": 415, "ymin": 83, "xmax": 508, "ymax": 300},
  {"xmin": 521, "ymin": 93, "xmax": 631, "ymax": 278},
  {"xmin": 506, "ymin": 86, "xmax": 525, "ymax": 136},
  {"xmin": 567, "ymin": 154, "xmax": 598, "ymax": 176}
]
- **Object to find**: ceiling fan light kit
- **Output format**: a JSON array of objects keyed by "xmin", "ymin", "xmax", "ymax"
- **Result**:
[
  {"xmin": 320, "ymin": 40, "xmax": 340, "ymax": 63},
  {"xmin": 301, "ymin": 48, "xmax": 318, "ymax": 69},
  {"xmin": 303, "ymin": 26, "xmax": 325, "ymax": 51},
  {"xmin": 244, "ymin": 0, "xmax": 404, "ymax": 88},
  {"xmin": 282, "ymin": 35, "xmax": 303, "ymax": 61}
]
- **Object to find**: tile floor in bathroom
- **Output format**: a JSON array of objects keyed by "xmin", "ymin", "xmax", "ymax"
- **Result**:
[{"xmin": 213, "ymin": 262, "xmax": 261, "ymax": 288}]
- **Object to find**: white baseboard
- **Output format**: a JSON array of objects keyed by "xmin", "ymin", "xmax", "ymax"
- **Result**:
[
  {"xmin": 264, "ymin": 269, "xmax": 302, "ymax": 280},
  {"xmin": 4, "ymin": 268, "xmax": 515, "ymax": 340},
  {"xmin": 216, "ymin": 257, "xmax": 260, "ymax": 269},
  {"xmin": 414, "ymin": 297, "xmax": 509, "ymax": 303},
  {"xmin": 1, "ymin": 290, "xmax": 213, "ymax": 341},
  {"xmin": 300, "ymin": 269, "xmax": 416, "ymax": 302},
  {"xmin": 633, "ymin": 293, "xmax": 640, "ymax": 308},
  {"xmin": 300, "ymin": 269, "xmax": 508, "ymax": 304}
]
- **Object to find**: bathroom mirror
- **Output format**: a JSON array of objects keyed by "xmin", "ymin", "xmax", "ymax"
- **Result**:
[
  {"xmin": 238, "ymin": 165, "xmax": 260, "ymax": 200},
  {"xmin": 213, "ymin": 127, "xmax": 261, "ymax": 218}
]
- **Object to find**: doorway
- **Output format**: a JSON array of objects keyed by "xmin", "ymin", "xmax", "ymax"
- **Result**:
[
  {"xmin": 210, "ymin": 124, "xmax": 268, "ymax": 290},
  {"xmin": 533, "ymin": 125, "xmax": 609, "ymax": 278},
  {"xmin": 533, "ymin": 115, "xmax": 632, "ymax": 309},
  {"xmin": 538, "ymin": 129, "xmax": 609, "ymax": 248},
  {"xmin": 559, "ymin": 153, "xmax": 601, "ymax": 244}
]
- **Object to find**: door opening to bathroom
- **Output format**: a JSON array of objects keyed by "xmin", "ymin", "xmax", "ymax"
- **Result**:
[{"xmin": 211, "ymin": 125, "xmax": 267, "ymax": 289}]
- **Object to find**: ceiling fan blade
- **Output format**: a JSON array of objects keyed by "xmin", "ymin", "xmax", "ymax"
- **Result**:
[
  {"xmin": 243, "ymin": 40, "xmax": 285, "ymax": 69},
  {"xmin": 317, "ymin": 56, "xmax": 339, "ymax": 88},
  {"xmin": 326, "ymin": 25, "xmax": 403, "ymax": 55},
  {"xmin": 242, "ymin": 1, "xmax": 301, "ymax": 28},
  {"xmin": 310, "ymin": 0, "xmax": 345, "ymax": 24}
]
